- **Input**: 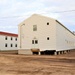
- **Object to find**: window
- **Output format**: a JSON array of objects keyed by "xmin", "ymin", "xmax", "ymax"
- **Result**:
[
  {"xmin": 5, "ymin": 36, "xmax": 7, "ymax": 40},
  {"xmin": 47, "ymin": 37, "xmax": 49, "ymax": 40},
  {"xmin": 15, "ymin": 38, "xmax": 17, "ymax": 41},
  {"xmin": 47, "ymin": 22, "xmax": 49, "ymax": 25},
  {"xmin": 35, "ymin": 40, "xmax": 38, "ymax": 44},
  {"xmin": 32, "ymin": 40, "xmax": 34, "ymax": 44},
  {"xmin": 33, "ymin": 25, "xmax": 37, "ymax": 31},
  {"xmin": 15, "ymin": 44, "xmax": 17, "ymax": 47},
  {"xmin": 11, "ymin": 37, "xmax": 13, "ymax": 40},
  {"xmin": 23, "ymin": 24, "xmax": 25, "ymax": 25},
  {"xmin": 11, "ymin": 44, "xmax": 13, "ymax": 47},
  {"xmin": 5, "ymin": 43, "xmax": 7, "ymax": 47},
  {"xmin": 32, "ymin": 40, "xmax": 38, "ymax": 44}
]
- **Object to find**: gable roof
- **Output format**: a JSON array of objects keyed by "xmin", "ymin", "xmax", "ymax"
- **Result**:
[
  {"xmin": 19, "ymin": 14, "xmax": 75, "ymax": 36},
  {"xmin": 32, "ymin": 14, "xmax": 75, "ymax": 36},
  {"xmin": 0, "ymin": 31, "xmax": 18, "ymax": 37},
  {"xmin": 56, "ymin": 20, "xmax": 75, "ymax": 36},
  {"xmin": 18, "ymin": 14, "xmax": 55, "ymax": 26}
]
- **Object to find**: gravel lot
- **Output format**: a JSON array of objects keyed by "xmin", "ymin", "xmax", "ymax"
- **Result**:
[{"xmin": 0, "ymin": 50, "xmax": 75, "ymax": 75}]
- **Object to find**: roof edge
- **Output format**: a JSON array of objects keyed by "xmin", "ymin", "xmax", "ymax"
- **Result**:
[
  {"xmin": 0, "ymin": 31, "xmax": 18, "ymax": 37},
  {"xmin": 56, "ymin": 20, "xmax": 75, "ymax": 36}
]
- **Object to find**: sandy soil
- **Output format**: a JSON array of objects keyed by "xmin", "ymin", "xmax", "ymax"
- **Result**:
[{"xmin": 0, "ymin": 51, "xmax": 75, "ymax": 75}]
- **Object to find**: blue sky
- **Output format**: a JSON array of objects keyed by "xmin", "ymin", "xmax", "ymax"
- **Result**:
[{"xmin": 0, "ymin": 0, "xmax": 75, "ymax": 33}]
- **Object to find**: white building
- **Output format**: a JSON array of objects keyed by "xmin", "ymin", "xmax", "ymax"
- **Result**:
[
  {"xmin": 0, "ymin": 31, "xmax": 18, "ymax": 51},
  {"xmin": 18, "ymin": 14, "xmax": 75, "ymax": 55}
]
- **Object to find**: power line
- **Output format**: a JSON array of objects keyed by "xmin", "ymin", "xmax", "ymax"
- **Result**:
[
  {"xmin": 0, "ymin": 10, "xmax": 75, "ymax": 19},
  {"xmin": 53, "ymin": 10, "xmax": 75, "ymax": 13},
  {"xmin": 0, "ymin": 16, "xmax": 23, "ymax": 18}
]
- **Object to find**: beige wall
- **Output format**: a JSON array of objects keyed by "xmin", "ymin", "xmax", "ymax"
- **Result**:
[
  {"xmin": 18, "ymin": 14, "xmax": 75, "ymax": 53},
  {"xmin": 56, "ymin": 21, "xmax": 75, "ymax": 51},
  {"xmin": 18, "ymin": 14, "xmax": 57, "ymax": 51},
  {"xmin": 18, "ymin": 49, "xmax": 32, "ymax": 55}
]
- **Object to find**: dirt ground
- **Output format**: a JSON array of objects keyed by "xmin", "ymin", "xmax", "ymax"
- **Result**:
[{"xmin": 0, "ymin": 50, "xmax": 75, "ymax": 75}]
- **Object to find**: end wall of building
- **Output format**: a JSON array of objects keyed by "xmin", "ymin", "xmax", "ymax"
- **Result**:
[{"xmin": 18, "ymin": 14, "xmax": 57, "ymax": 53}]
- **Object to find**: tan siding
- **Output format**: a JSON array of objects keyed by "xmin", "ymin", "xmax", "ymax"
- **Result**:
[
  {"xmin": 18, "ymin": 14, "xmax": 57, "ymax": 51},
  {"xmin": 18, "ymin": 14, "xmax": 75, "ymax": 53},
  {"xmin": 56, "ymin": 22, "xmax": 75, "ymax": 51}
]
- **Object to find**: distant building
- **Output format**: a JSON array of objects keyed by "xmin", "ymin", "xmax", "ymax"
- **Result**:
[
  {"xmin": 0, "ymin": 31, "xmax": 18, "ymax": 51},
  {"xmin": 18, "ymin": 14, "xmax": 75, "ymax": 55}
]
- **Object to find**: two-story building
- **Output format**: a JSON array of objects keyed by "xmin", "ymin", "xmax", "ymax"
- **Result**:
[
  {"xmin": 0, "ymin": 31, "xmax": 18, "ymax": 51},
  {"xmin": 18, "ymin": 14, "xmax": 75, "ymax": 55}
]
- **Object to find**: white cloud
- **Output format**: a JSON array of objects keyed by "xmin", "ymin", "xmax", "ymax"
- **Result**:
[
  {"xmin": 0, "ymin": 0, "xmax": 75, "ymax": 33},
  {"xmin": 0, "ymin": 0, "xmax": 8, "ymax": 4}
]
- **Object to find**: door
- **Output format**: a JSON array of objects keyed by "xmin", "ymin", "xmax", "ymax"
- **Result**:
[
  {"xmin": 31, "ymin": 39, "xmax": 39, "ymax": 55},
  {"xmin": 32, "ymin": 37, "xmax": 38, "ymax": 49}
]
